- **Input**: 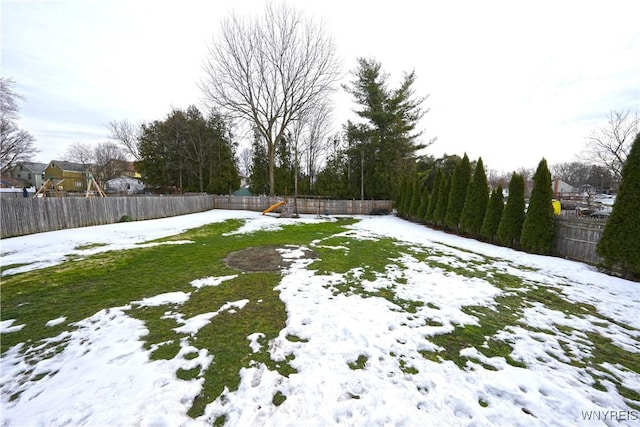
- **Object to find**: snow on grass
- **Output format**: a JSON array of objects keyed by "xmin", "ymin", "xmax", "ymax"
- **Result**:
[
  {"xmin": 190, "ymin": 274, "xmax": 238, "ymax": 289},
  {"xmin": 0, "ymin": 307, "xmax": 206, "ymax": 426},
  {"xmin": 173, "ymin": 300, "xmax": 250, "ymax": 336},
  {"xmin": 1, "ymin": 212, "xmax": 639, "ymax": 426},
  {"xmin": 44, "ymin": 317, "xmax": 66, "ymax": 327},
  {"xmin": 0, "ymin": 319, "xmax": 25, "ymax": 334}
]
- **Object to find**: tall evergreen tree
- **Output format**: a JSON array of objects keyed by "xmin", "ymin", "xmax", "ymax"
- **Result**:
[
  {"xmin": 497, "ymin": 173, "xmax": 525, "ymax": 247},
  {"xmin": 425, "ymin": 168, "xmax": 443, "ymax": 225},
  {"xmin": 460, "ymin": 158, "xmax": 489, "ymax": 237},
  {"xmin": 598, "ymin": 133, "xmax": 640, "ymax": 279},
  {"xmin": 434, "ymin": 175, "xmax": 450, "ymax": 228},
  {"xmin": 343, "ymin": 58, "xmax": 428, "ymax": 199},
  {"xmin": 138, "ymin": 106, "xmax": 239, "ymax": 193},
  {"xmin": 395, "ymin": 177, "xmax": 408, "ymax": 216},
  {"xmin": 445, "ymin": 153, "xmax": 471, "ymax": 230},
  {"xmin": 409, "ymin": 178, "xmax": 422, "ymax": 218},
  {"xmin": 417, "ymin": 185, "xmax": 430, "ymax": 223},
  {"xmin": 481, "ymin": 185, "xmax": 504, "ymax": 242},
  {"xmin": 521, "ymin": 159, "xmax": 555, "ymax": 254}
]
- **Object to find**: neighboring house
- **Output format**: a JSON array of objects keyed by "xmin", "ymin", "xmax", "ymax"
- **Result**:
[
  {"xmin": 101, "ymin": 160, "xmax": 142, "ymax": 181},
  {"xmin": 105, "ymin": 176, "xmax": 145, "ymax": 194},
  {"xmin": 44, "ymin": 160, "xmax": 91, "ymax": 192},
  {"xmin": 552, "ymin": 178, "xmax": 573, "ymax": 198},
  {"xmin": 8, "ymin": 162, "xmax": 47, "ymax": 188}
]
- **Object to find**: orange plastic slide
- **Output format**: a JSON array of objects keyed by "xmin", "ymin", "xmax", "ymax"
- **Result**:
[{"xmin": 262, "ymin": 200, "xmax": 286, "ymax": 215}]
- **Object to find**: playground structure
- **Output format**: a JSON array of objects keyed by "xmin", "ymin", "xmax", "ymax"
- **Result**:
[
  {"xmin": 33, "ymin": 174, "xmax": 107, "ymax": 197},
  {"xmin": 262, "ymin": 200, "xmax": 287, "ymax": 215},
  {"xmin": 33, "ymin": 177, "xmax": 64, "ymax": 197},
  {"xmin": 85, "ymin": 174, "xmax": 107, "ymax": 197}
]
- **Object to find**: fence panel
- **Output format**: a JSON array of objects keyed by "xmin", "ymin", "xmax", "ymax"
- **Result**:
[
  {"xmin": 552, "ymin": 217, "xmax": 606, "ymax": 264},
  {"xmin": 1, "ymin": 195, "xmax": 215, "ymax": 238},
  {"xmin": 0, "ymin": 195, "xmax": 610, "ymax": 267}
]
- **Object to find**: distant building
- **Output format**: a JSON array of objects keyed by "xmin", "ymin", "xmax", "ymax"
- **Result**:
[
  {"xmin": 44, "ymin": 160, "xmax": 91, "ymax": 192},
  {"xmin": 105, "ymin": 176, "xmax": 145, "ymax": 194},
  {"xmin": 7, "ymin": 162, "xmax": 47, "ymax": 188},
  {"xmin": 552, "ymin": 178, "xmax": 573, "ymax": 198}
]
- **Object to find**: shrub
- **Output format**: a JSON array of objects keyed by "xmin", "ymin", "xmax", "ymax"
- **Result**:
[
  {"xmin": 481, "ymin": 185, "xmax": 504, "ymax": 242},
  {"xmin": 425, "ymin": 168, "xmax": 443, "ymax": 225},
  {"xmin": 521, "ymin": 159, "xmax": 554, "ymax": 254},
  {"xmin": 460, "ymin": 158, "xmax": 489, "ymax": 237},
  {"xmin": 445, "ymin": 153, "xmax": 471, "ymax": 231},
  {"xmin": 598, "ymin": 133, "xmax": 640, "ymax": 279},
  {"xmin": 497, "ymin": 173, "xmax": 525, "ymax": 248}
]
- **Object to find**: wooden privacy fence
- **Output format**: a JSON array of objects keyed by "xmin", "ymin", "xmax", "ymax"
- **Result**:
[
  {"xmin": 552, "ymin": 216, "xmax": 606, "ymax": 264},
  {"xmin": 1, "ymin": 195, "xmax": 214, "ymax": 238},
  {"xmin": 213, "ymin": 195, "xmax": 393, "ymax": 216},
  {"xmin": 1, "ymin": 195, "xmax": 394, "ymax": 238}
]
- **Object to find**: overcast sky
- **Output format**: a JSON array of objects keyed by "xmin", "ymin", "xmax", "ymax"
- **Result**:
[{"xmin": 2, "ymin": 0, "xmax": 638, "ymax": 173}]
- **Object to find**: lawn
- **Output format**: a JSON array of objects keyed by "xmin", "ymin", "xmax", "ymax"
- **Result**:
[{"xmin": 1, "ymin": 210, "xmax": 639, "ymax": 426}]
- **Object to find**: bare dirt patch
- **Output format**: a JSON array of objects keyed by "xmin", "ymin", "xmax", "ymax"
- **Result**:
[{"xmin": 224, "ymin": 245, "xmax": 318, "ymax": 272}]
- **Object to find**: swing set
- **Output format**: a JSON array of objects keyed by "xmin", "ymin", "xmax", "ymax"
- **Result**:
[{"xmin": 33, "ymin": 173, "xmax": 106, "ymax": 198}]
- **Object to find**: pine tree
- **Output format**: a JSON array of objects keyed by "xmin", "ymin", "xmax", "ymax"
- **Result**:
[
  {"xmin": 460, "ymin": 158, "xmax": 489, "ymax": 237},
  {"xmin": 481, "ymin": 185, "xmax": 504, "ymax": 242},
  {"xmin": 521, "ymin": 158, "xmax": 555, "ymax": 254},
  {"xmin": 425, "ymin": 168, "xmax": 443, "ymax": 225},
  {"xmin": 343, "ymin": 58, "xmax": 427, "ymax": 199},
  {"xmin": 434, "ymin": 175, "xmax": 450, "ymax": 228},
  {"xmin": 598, "ymin": 133, "xmax": 640, "ymax": 279},
  {"xmin": 445, "ymin": 153, "xmax": 471, "ymax": 230},
  {"xmin": 497, "ymin": 173, "xmax": 525, "ymax": 248}
]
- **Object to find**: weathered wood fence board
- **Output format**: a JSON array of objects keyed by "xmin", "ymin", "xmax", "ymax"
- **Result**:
[
  {"xmin": 1, "ymin": 196, "xmax": 607, "ymax": 267},
  {"xmin": 212, "ymin": 196, "xmax": 392, "ymax": 216},
  {"xmin": 552, "ymin": 217, "xmax": 606, "ymax": 264},
  {"xmin": 1, "ymin": 195, "xmax": 214, "ymax": 238},
  {"xmin": 1, "ymin": 196, "xmax": 393, "ymax": 238}
]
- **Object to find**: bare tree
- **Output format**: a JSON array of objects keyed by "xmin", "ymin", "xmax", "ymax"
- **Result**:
[
  {"xmin": 303, "ymin": 101, "xmax": 332, "ymax": 193},
  {"xmin": 237, "ymin": 146, "xmax": 253, "ymax": 178},
  {"xmin": 0, "ymin": 77, "xmax": 37, "ymax": 173},
  {"xmin": 106, "ymin": 119, "xmax": 141, "ymax": 161},
  {"xmin": 200, "ymin": 2, "xmax": 341, "ymax": 196},
  {"xmin": 581, "ymin": 110, "xmax": 639, "ymax": 181},
  {"xmin": 64, "ymin": 142, "xmax": 95, "ymax": 167},
  {"xmin": 94, "ymin": 141, "xmax": 127, "ymax": 182}
]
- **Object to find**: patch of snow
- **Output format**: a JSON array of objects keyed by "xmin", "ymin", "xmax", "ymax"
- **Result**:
[
  {"xmin": 0, "ymin": 307, "xmax": 204, "ymax": 426},
  {"xmin": 133, "ymin": 291, "xmax": 191, "ymax": 307},
  {"xmin": 190, "ymin": 274, "xmax": 238, "ymax": 289},
  {"xmin": 247, "ymin": 333, "xmax": 265, "ymax": 353},
  {"xmin": 45, "ymin": 317, "xmax": 67, "ymax": 327},
  {"xmin": 0, "ymin": 319, "xmax": 25, "ymax": 334},
  {"xmin": 173, "ymin": 299, "xmax": 250, "ymax": 335}
]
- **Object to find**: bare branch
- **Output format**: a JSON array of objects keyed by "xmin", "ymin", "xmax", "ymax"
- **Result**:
[
  {"xmin": 200, "ymin": 3, "xmax": 341, "ymax": 195},
  {"xmin": 580, "ymin": 110, "xmax": 639, "ymax": 181}
]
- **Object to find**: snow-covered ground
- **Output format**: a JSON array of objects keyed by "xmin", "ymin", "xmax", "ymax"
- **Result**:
[{"xmin": 1, "ymin": 210, "xmax": 639, "ymax": 426}]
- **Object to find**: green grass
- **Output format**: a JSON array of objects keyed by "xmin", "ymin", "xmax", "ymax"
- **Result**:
[
  {"xmin": 0, "ymin": 217, "xmax": 357, "ymax": 417},
  {"xmin": 2, "ymin": 215, "xmax": 638, "ymax": 418}
]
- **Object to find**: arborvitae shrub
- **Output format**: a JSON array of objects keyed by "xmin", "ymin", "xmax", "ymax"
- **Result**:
[
  {"xmin": 481, "ymin": 185, "xmax": 504, "ymax": 242},
  {"xmin": 417, "ymin": 186, "xmax": 429, "ymax": 223},
  {"xmin": 521, "ymin": 158, "xmax": 554, "ymax": 255},
  {"xmin": 460, "ymin": 158, "xmax": 489, "ymax": 237},
  {"xmin": 497, "ymin": 173, "xmax": 525, "ymax": 248},
  {"xmin": 434, "ymin": 175, "xmax": 450, "ymax": 228},
  {"xmin": 425, "ymin": 168, "xmax": 443, "ymax": 225},
  {"xmin": 598, "ymin": 133, "xmax": 640, "ymax": 280},
  {"xmin": 445, "ymin": 153, "xmax": 471, "ymax": 231}
]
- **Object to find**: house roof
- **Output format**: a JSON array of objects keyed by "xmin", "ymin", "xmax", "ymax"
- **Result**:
[
  {"xmin": 14, "ymin": 162, "xmax": 48, "ymax": 173},
  {"xmin": 48, "ymin": 160, "xmax": 90, "ymax": 172}
]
